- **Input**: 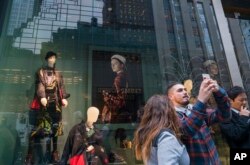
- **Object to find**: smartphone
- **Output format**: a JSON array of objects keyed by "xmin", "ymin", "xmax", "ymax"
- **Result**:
[{"xmin": 202, "ymin": 73, "xmax": 211, "ymax": 80}]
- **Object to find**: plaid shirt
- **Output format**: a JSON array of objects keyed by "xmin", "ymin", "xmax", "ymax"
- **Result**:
[{"xmin": 176, "ymin": 87, "xmax": 231, "ymax": 165}]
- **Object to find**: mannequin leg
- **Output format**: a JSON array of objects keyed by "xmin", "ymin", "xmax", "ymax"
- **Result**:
[
  {"xmin": 47, "ymin": 102, "xmax": 62, "ymax": 163},
  {"xmin": 24, "ymin": 136, "xmax": 34, "ymax": 165},
  {"xmin": 44, "ymin": 137, "xmax": 51, "ymax": 163},
  {"xmin": 25, "ymin": 110, "xmax": 39, "ymax": 165},
  {"xmin": 52, "ymin": 136, "xmax": 58, "ymax": 152},
  {"xmin": 51, "ymin": 134, "xmax": 60, "ymax": 163}
]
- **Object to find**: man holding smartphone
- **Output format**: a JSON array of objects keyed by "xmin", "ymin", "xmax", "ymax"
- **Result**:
[
  {"xmin": 220, "ymin": 86, "xmax": 250, "ymax": 148},
  {"xmin": 167, "ymin": 77, "xmax": 231, "ymax": 165}
]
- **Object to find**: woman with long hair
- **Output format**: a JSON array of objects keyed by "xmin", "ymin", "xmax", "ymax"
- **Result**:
[{"xmin": 133, "ymin": 95, "xmax": 189, "ymax": 165}]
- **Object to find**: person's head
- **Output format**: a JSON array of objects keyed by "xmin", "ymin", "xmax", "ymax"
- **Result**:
[
  {"xmin": 134, "ymin": 95, "xmax": 180, "ymax": 162},
  {"xmin": 227, "ymin": 86, "xmax": 247, "ymax": 111},
  {"xmin": 203, "ymin": 60, "xmax": 219, "ymax": 76},
  {"xmin": 86, "ymin": 106, "xmax": 99, "ymax": 127},
  {"xmin": 45, "ymin": 51, "xmax": 57, "ymax": 68},
  {"xmin": 167, "ymin": 82, "xmax": 190, "ymax": 108},
  {"xmin": 111, "ymin": 54, "xmax": 126, "ymax": 73}
]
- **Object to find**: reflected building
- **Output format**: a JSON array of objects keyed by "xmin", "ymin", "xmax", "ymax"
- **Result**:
[
  {"xmin": 7, "ymin": 0, "xmax": 36, "ymax": 35},
  {"xmin": 102, "ymin": 0, "xmax": 155, "ymax": 52},
  {"xmin": 5, "ymin": 0, "xmax": 250, "ymax": 108},
  {"xmin": 240, "ymin": 20, "xmax": 250, "ymax": 56},
  {"xmin": 103, "ymin": 0, "xmax": 154, "ymax": 27},
  {"xmin": 0, "ymin": 0, "xmax": 10, "ymax": 37},
  {"xmin": 153, "ymin": 0, "xmax": 232, "ymax": 93},
  {"xmin": 227, "ymin": 18, "xmax": 250, "ymax": 96},
  {"xmin": 216, "ymin": 0, "xmax": 250, "ymax": 98},
  {"xmin": 7, "ymin": 0, "xmax": 250, "ymax": 102},
  {"xmin": 12, "ymin": 0, "xmax": 104, "ymax": 54},
  {"xmin": 1, "ymin": 0, "xmax": 250, "ymax": 164}
]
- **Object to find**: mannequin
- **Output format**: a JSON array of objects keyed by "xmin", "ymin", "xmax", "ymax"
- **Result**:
[
  {"xmin": 25, "ymin": 51, "xmax": 69, "ymax": 165},
  {"xmin": 39, "ymin": 51, "xmax": 68, "ymax": 107},
  {"xmin": 101, "ymin": 54, "xmax": 128, "ymax": 123},
  {"xmin": 60, "ymin": 107, "xmax": 108, "ymax": 165},
  {"xmin": 203, "ymin": 60, "xmax": 220, "ymax": 84}
]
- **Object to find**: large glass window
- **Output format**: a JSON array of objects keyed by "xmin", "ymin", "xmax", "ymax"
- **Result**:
[
  {"xmin": 197, "ymin": 2, "xmax": 214, "ymax": 58},
  {"xmin": 0, "ymin": 0, "xmax": 238, "ymax": 165}
]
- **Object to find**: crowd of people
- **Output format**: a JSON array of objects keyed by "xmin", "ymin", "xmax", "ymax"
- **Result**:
[
  {"xmin": 24, "ymin": 51, "xmax": 250, "ymax": 165},
  {"xmin": 134, "ymin": 59, "xmax": 250, "ymax": 165}
]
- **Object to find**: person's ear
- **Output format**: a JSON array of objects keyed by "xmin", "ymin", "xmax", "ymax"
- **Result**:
[
  {"xmin": 229, "ymin": 98, "xmax": 234, "ymax": 104},
  {"xmin": 167, "ymin": 94, "xmax": 173, "ymax": 101}
]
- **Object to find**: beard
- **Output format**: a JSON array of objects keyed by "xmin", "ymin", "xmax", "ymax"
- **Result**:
[
  {"xmin": 182, "ymin": 100, "xmax": 189, "ymax": 106},
  {"xmin": 179, "ymin": 98, "xmax": 190, "ymax": 106}
]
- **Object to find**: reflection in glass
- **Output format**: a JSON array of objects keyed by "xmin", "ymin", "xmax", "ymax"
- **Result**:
[
  {"xmin": 197, "ymin": 3, "xmax": 214, "ymax": 58},
  {"xmin": 12, "ymin": 0, "xmax": 104, "ymax": 54}
]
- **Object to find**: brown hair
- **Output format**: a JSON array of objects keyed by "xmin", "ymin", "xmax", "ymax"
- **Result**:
[{"xmin": 133, "ymin": 95, "xmax": 180, "ymax": 163}]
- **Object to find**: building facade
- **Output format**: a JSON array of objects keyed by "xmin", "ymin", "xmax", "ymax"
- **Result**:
[{"xmin": 0, "ymin": 0, "xmax": 250, "ymax": 164}]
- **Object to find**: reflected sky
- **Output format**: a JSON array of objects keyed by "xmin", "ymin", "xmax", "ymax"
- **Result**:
[{"xmin": 12, "ymin": 0, "xmax": 104, "ymax": 54}]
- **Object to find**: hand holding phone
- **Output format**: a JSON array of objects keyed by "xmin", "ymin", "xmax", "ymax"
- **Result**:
[
  {"xmin": 202, "ymin": 73, "xmax": 211, "ymax": 80},
  {"xmin": 202, "ymin": 73, "xmax": 219, "ymax": 92}
]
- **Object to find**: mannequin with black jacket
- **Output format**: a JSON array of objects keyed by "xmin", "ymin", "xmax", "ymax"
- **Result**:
[{"xmin": 60, "ymin": 107, "xmax": 108, "ymax": 165}]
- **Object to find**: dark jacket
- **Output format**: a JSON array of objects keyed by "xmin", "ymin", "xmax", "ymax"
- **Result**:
[
  {"xmin": 59, "ymin": 121, "xmax": 104, "ymax": 165},
  {"xmin": 37, "ymin": 66, "xmax": 67, "ymax": 105},
  {"xmin": 220, "ymin": 109, "xmax": 250, "ymax": 148}
]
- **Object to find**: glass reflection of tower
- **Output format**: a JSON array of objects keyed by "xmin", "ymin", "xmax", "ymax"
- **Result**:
[
  {"xmin": 0, "ymin": 0, "xmax": 11, "ymax": 37},
  {"xmin": 102, "ymin": 0, "xmax": 154, "ymax": 44},
  {"xmin": 240, "ymin": 20, "xmax": 250, "ymax": 56},
  {"xmin": 232, "ymin": 19, "xmax": 250, "ymax": 98},
  {"xmin": 103, "ymin": 0, "xmax": 154, "ymax": 27},
  {"xmin": 7, "ymin": 0, "xmax": 36, "ymax": 36},
  {"xmin": 13, "ymin": 0, "xmax": 104, "ymax": 54},
  {"xmin": 153, "ymin": 0, "xmax": 232, "ymax": 91}
]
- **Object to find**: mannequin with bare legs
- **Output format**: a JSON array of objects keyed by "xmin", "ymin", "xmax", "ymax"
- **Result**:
[{"xmin": 60, "ymin": 107, "xmax": 108, "ymax": 165}]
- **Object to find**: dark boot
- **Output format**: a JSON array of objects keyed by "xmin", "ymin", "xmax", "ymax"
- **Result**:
[{"xmin": 51, "ymin": 150, "xmax": 60, "ymax": 164}]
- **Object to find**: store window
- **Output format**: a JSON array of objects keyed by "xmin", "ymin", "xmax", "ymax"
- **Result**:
[{"xmin": 0, "ymin": 0, "xmax": 235, "ymax": 165}]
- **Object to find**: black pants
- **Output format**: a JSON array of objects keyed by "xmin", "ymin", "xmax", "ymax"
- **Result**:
[{"xmin": 27, "ymin": 102, "xmax": 62, "ymax": 163}]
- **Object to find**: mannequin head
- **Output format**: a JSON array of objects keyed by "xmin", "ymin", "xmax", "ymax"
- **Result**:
[
  {"xmin": 111, "ymin": 54, "xmax": 126, "ymax": 73},
  {"xmin": 86, "ymin": 106, "xmax": 99, "ymax": 128},
  {"xmin": 203, "ymin": 60, "xmax": 219, "ymax": 77},
  {"xmin": 45, "ymin": 51, "xmax": 57, "ymax": 68}
]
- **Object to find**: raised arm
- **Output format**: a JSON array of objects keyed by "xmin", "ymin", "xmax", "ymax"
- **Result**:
[
  {"xmin": 205, "ymin": 87, "xmax": 231, "ymax": 126},
  {"xmin": 178, "ymin": 79, "xmax": 217, "ymax": 136}
]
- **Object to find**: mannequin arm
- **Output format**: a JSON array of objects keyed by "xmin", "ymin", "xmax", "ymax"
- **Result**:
[
  {"xmin": 62, "ymin": 99, "xmax": 68, "ymax": 107},
  {"xmin": 40, "ymin": 98, "xmax": 47, "ymax": 107},
  {"xmin": 37, "ymin": 69, "xmax": 46, "ymax": 98},
  {"xmin": 86, "ymin": 145, "xmax": 94, "ymax": 152}
]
